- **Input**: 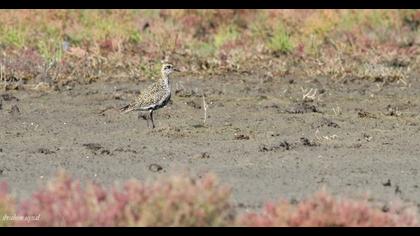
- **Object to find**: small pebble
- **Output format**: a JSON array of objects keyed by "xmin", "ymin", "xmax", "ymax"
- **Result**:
[{"xmin": 148, "ymin": 164, "xmax": 163, "ymax": 172}]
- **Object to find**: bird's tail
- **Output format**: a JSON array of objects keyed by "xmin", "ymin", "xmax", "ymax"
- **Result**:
[{"xmin": 120, "ymin": 104, "xmax": 134, "ymax": 113}]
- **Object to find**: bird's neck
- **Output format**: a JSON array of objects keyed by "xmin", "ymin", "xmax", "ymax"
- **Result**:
[{"xmin": 160, "ymin": 73, "xmax": 170, "ymax": 88}]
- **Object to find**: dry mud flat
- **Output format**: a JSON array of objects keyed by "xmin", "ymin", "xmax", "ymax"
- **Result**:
[{"xmin": 1, "ymin": 73, "xmax": 420, "ymax": 211}]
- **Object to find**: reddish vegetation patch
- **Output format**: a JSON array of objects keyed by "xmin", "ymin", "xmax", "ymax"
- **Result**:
[
  {"xmin": 238, "ymin": 191, "xmax": 418, "ymax": 227},
  {"xmin": 0, "ymin": 172, "xmax": 418, "ymax": 227},
  {"xmin": 15, "ymin": 172, "xmax": 233, "ymax": 226}
]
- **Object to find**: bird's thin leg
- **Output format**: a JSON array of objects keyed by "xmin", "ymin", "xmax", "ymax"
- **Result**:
[
  {"xmin": 138, "ymin": 112, "xmax": 150, "ymax": 128},
  {"xmin": 150, "ymin": 110, "xmax": 155, "ymax": 129}
]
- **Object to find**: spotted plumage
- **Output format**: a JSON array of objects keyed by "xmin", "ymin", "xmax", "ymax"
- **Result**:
[{"xmin": 120, "ymin": 63, "xmax": 179, "ymax": 128}]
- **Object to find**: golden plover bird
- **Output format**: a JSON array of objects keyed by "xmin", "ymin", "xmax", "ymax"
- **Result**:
[{"xmin": 120, "ymin": 63, "xmax": 179, "ymax": 128}]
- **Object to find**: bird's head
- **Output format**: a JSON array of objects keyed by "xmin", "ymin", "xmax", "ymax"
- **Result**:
[{"xmin": 161, "ymin": 63, "xmax": 180, "ymax": 76}]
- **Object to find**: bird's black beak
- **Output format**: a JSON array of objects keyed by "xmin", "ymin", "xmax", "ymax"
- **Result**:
[{"xmin": 174, "ymin": 68, "xmax": 181, "ymax": 72}]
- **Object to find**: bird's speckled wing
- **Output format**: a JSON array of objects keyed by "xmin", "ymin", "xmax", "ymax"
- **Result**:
[{"xmin": 120, "ymin": 81, "xmax": 167, "ymax": 113}]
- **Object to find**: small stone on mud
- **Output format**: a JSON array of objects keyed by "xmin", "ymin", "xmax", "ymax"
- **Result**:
[
  {"xmin": 192, "ymin": 124, "xmax": 206, "ymax": 128},
  {"xmin": 363, "ymin": 133, "xmax": 372, "ymax": 142},
  {"xmin": 257, "ymin": 95, "xmax": 268, "ymax": 100},
  {"xmin": 100, "ymin": 149, "xmax": 111, "ymax": 155},
  {"xmin": 300, "ymin": 137, "xmax": 319, "ymax": 147},
  {"xmin": 290, "ymin": 198, "xmax": 298, "ymax": 204},
  {"xmin": 382, "ymin": 204, "xmax": 390, "ymax": 213},
  {"xmin": 382, "ymin": 179, "xmax": 392, "ymax": 187},
  {"xmin": 114, "ymin": 147, "xmax": 124, "ymax": 152},
  {"xmin": 356, "ymin": 109, "xmax": 376, "ymax": 118},
  {"xmin": 194, "ymin": 152, "xmax": 210, "ymax": 159},
  {"xmin": 114, "ymin": 148, "xmax": 137, "ymax": 154},
  {"xmin": 285, "ymin": 101, "xmax": 321, "ymax": 114},
  {"xmin": 148, "ymin": 163, "xmax": 163, "ymax": 172},
  {"xmin": 234, "ymin": 133, "xmax": 250, "ymax": 140},
  {"xmin": 201, "ymin": 152, "xmax": 210, "ymax": 159},
  {"xmin": 350, "ymin": 143, "xmax": 362, "ymax": 149},
  {"xmin": 385, "ymin": 105, "xmax": 401, "ymax": 117},
  {"xmin": 83, "ymin": 143, "xmax": 103, "ymax": 152},
  {"xmin": 259, "ymin": 141, "xmax": 292, "ymax": 152},
  {"xmin": 263, "ymin": 103, "xmax": 280, "ymax": 109},
  {"xmin": 113, "ymin": 93, "xmax": 122, "ymax": 100},
  {"xmin": 395, "ymin": 185, "xmax": 402, "ymax": 194},
  {"xmin": 37, "ymin": 148, "xmax": 55, "ymax": 155}
]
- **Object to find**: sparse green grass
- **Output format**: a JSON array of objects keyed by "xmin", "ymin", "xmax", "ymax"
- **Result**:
[
  {"xmin": 0, "ymin": 9, "xmax": 417, "ymax": 90},
  {"xmin": 267, "ymin": 22, "xmax": 294, "ymax": 54},
  {"xmin": 37, "ymin": 39, "xmax": 63, "ymax": 63},
  {"xmin": 214, "ymin": 25, "xmax": 239, "ymax": 49},
  {"xmin": 337, "ymin": 10, "xmax": 365, "ymax": 31},
  {"xmin": 190, "ymin": 41, "xmax": 216, "ymax": 58},
  {"xmin": 128, "ymin": 30, "xmax": 142, "ymax": 44},
  {"xmin": 0, "ymin": 25, "xmax": 27, "ymax": 49}
]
